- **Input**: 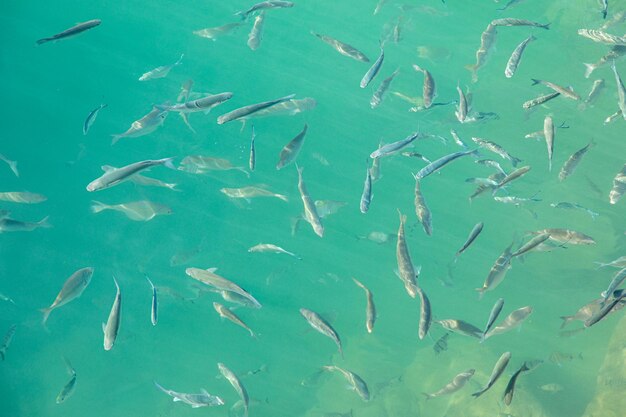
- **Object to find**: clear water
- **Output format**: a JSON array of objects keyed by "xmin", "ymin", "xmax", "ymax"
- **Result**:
[{"xmin": 1, "ymin": 1, "xmax": 625, "ymax": 416}]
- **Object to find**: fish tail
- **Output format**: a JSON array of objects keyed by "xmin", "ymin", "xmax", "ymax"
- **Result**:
[
  {"xmin": 511, "ymin": 156, "xmax": 522, "ymax": 167},
  {"xmin": 234, "ymin": 11, "xmax": 247, "ymax": 20},
  {"xmin": 111, "ymin": 135, "xmax": 122, "ymax": 145},
  {"xmin": 541, "ymin": 22, "xmax": 551, "ymax": 29},
  {"xmin": 583, "ymin": 63, "xmax": 595, "ymax": 79},
  {"xmin": 38, "ymin": 216, "xmax": 52, "ymax": 228},
  {"xmin": 36, "ymin": 37, "xmax": 53, "ymax": 46},
  {"xmin": 160, "ymin": 157, "xmax": 176, "ymax": 170},
  {"xmin": 165, "ymin": 182, "xmax": 179, "ymax": 191},
  {"xmin": 559, "ymin": 316, "xmax": 573, "ymax": 329},
  {"xmin": 530, "ymin": 78, "xmax": 541, "ymax": 86},
  {"xmin": 6, "ymin": 160, "xmax": 18, "ymax": 177},
  {"xmin": 422, "ymin": 393, "xmax": 433, "ymax": 400},
  {"xmin": 475, "ymin": 287, "xmax": 486, "ymax": 300},
  {"xmin": 40, "ymin": 307, "xmax": 52, "ymax": 326},
  {"xmin": 276, "ymin": 194, "xmax": 289, "ymax": 202},
  {"xmin": 90, "ymin": 200, "xmax": 108, "ymax": 214}
]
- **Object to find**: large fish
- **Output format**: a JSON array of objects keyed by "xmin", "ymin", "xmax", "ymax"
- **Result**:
[
  {"xmin": 41, "ymin": 267, "xmax": 94, "ymax": 325},
  {"xmin": 0, "ymin": 191, "xmax": 47, "ymax": 204},
  {"xmin": 476, "ymin": 244, "xmax": 513, "ymax": 297},
  {"xmin": 300, "ymin": 308, "xmax": 343, "ymax": 357},
  {"xmin": 221, "ymin": 186, "xmax": 287, "ymax": 202},
  {"xmin": 559, "ymin": 141, "xmax": 593, "ymax": 181},
  {"xmin": 360, "ymin": 46, "xmax": 384, "ymax": 88},
  {"xmin": 103, "ymin": 277, "xmax": 122, "ymax": 351},
  {"xmin": 611, "ymin": 61, "xmax": 626, "ymax": 119},
  {"xmin": 111, "ymin": 107, "xmax": 169, "ymax": 144},
  {"xmin": 396, "ymin": 212, "xmax": 418, "ymax": 298},
  {"xmin": 370, "ymin": 132, "xmax": 422, "ymax": 159},
  {"xmin": 417, "ymin": 287, "xmax": 432, "ymax": 340},
  {"xmin": 154, "ymin": 382, "xmax": 224, "ymax": 408},
  {"xmin": 217, "ymin": 363, "xmax": 249, "ymax": 416},
  {"xmin": 87, "ymin": 158, "xmax": 175, "ymax": 191},
  {"xmin": 36, "ymin": 19, "xmax": 101, "ymax": 45},
  {"xmin": 531, "ymin": 79, "xmax": 580, "ymax": 100},
  {"xmin": 322, "ymin": 365, "xmax": 369, "ymax": 401},
  {"xmin": 218, "ymin": 94, "xmax": 296, "ymax": 124},
  {"xmin": 484, "ymin": 306, "xmax": 533, "ymax": 339},
  {"xmin": 90, "ymin": 200, "xmax": 172, "ymax": 221},
  {"xmin": 297, "ymin": 166, "xmax": 324, "ymax": 237},
  {"xmin": 472, "ymin": 352, "xmax": 511, "ymax": 397},
  {"xmin": 186, "ymin": 267, "xmax": 261, "ymax": 308},
  {"xmin": 311, "ymin": 32, "xmax": 369, "ymax": 62}
]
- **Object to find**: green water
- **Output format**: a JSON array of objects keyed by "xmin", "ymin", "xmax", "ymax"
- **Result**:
[{"xmin": 1, "ymin": 0, "xmax": 626, "ymax": 416}]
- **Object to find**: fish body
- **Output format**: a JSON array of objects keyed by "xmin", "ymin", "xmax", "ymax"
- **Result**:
[
  {"xmin": 193, "ymin": 23, "xmax": 244, "ymax": 40},
  {"xmin": 179, "ymin": 155, "xmax": 248, "ymax": 176},
  {"xmin": 472, "ymin": 352, "xmax": 512, "ymax": 397},
  {"xmin": 217, "ymin": 363, "xmax": 249, "ymax": 416},
  {"xmin": 455, "ymin": 85, "xmax": 469, "ymax": 123},
  {"xmin": 103, "ymin": 277, "xmax": 122, "ymax": 351},
  {"xmin": 412, "ymin": 64, "xmax": 436, "ymax": 108},
  {"xmin": 456, "ymin": 222, "xmax": 484, "ymax": 257},
  {"xmin": 417, "ymin": 287, "xmax": 432, "ymax": 340},
  {"xmin": 41, "ymin": 267, "xmax": 94, "ymax": 325},
  {"xmin": 471, "ymin": 137, "xmax": 521, "ymax": 166},
  {"xmin": 0, "ymin": 216, "xmax": 51, "ymax": 233},
  {"xmin": 414, "ymin": 149, "xmax": 477, "ymax": 180},
  {"xmin": 481, "ymin": 298, "xmax": 504, "ymax": 342},
  {"xmin": 276, "ymin": 124, "xmax": 308, "ymax": 170},
  {"xmin": 217, "ymin": 94, "xmax": 296, "ymax": 124},
  {"xmin": 550, "ymin": 202, "xmax": 598, "ymax": 220},
  {"xmin": 139, "ymin": 54, "xmax": 183, "ymax": 81},
  {"xmin": 322, "ymin": 366, "xmax": 369, "ymax": 401},
  {"xmin": 581, "ymin": 79, "xmax": 605, "ymax": 109},
  {"xmin": 352, "ymin": 278, "xmax": 376, "ymax": 333},
  {"xmin": 522, "ymin": 91, "xmax": 560, "ymax": 109},
  {"xmin": 56, "ymin": 359, "xmax": 77, "ymax": 404},
  {"xmin": 87, "ymin": 158, "xmax": 175, "ymax": 191},
  {"xmin": 467, "ymin": 23, "xmax": 497, "ymax": 83},
  {"xmin": 221, "ymin": 186, "xmax": 287, "ymax": 202},
  {"xmin": 0, "ymin": 154, "xmax": 19, "ymax": 177},
  {"xmin": 578, "ymin": 29, "xmax": 626, "ymax": 45},
  {"xmin": 371, "ymin": 69, "xmax": 399, "ymax": 108},
  {"xmin": 297, "ymin": 167, "xmax": 324, "ymax": 237},
  {"xmin": 0, "ymin": 324, "xmax": 17, "ymax": 361},
  {"xmin": 559, "ymin": 141, "xmax": 593, "ymax": 181},
  {"xmin": 300, "ymin": 308, "xmax": 343, "ymax": 356},
  {"xmin": 249, "ymin": 125, "xmax": 256, "ymax": 171},
  {"xmin": 214, "ymin": 302, "xmax": 255, "ymax": 337},
  {"xmin": 359, "ymin": 164, "xmax": 372, "ymax": 213},
  {"xmin": 423, "ymin": 369, "xmax": 475, "ymax": 399},
  {"xmin": 492, "ymin": 18, "xmax": 550, "ymax": 29},
  {"xmin": 534, "ymin": 228, "xmax": 595, "ymax": 245},
  {"xmin": 247, "ymin": 11, "xmax": 265, "ymax": 50},
  {"xmin": 159, "ymin": 93, "xmax": 233, "ymax": 114},
  {"xmin": 505, "ymin": 35, "xmax": 535, "ymax": 78},
  {"xmin": 543, "ymin": 116, "xmax": 555, "ymax": 171},
  {"xmin": 370, "ymin": 132, "xmax": 422, "ymax": 159},
  {"xmin": 413, "ymin": 180, "xmax": 432, "ymax": 235},
  {"xmin": 484, "ymin": 306, "xmax": 533, "ymax": 339},
  {"xmin": 583, "ymin": 45, "xmax": 626, "ymax": 78},
  {"xmin": 611, "ymin": 61, "xmax": 626, "ymax": 119},
  {"xmin": 83, "ymin": 104, "xmax": 107, "ymax": 135},
  {"xmin": 360, "ymin": 47, "xmax": 384, "ymax": 88},
  {"xmin": 476, "ymin": 244, "xmax": 513, "ymax": 297},
  {"xmin": 610, "ymin": 164, "xmax": 626, "ymax": 204},
  {"xmin": 111, "ymin": 108, "xmax": 169, "ymax": 144},
  {"xmin": 90, "ymin": 200, "xmax": 171, "ymax": 221},
  {"xmin": 436, "ymin": 319, "xmax": 483, "ymax": 338},
  {"xmin": 511, "ymin": 234, "xmax": 550, "ymax": 257},
  {"xmin": 146, "ymin": 276, "xmax": 158, "ymax": 326},
  {"xmin": 595, "ymin": 255, "xmax": 626, "ymax": 269},
  {"xmin": 248, "ymin": 243, "xmax": 301, "ymax": 259},
  {"xmin": 0, "ymin": 191, "xmax": 47, "ymax": 204},
  {"xmin": 311, "ymin": 32, "xmax": 369, "ymax": 62},
  {"xmin": 531, "ymin": 79, "xmax": 580, "ymax": 100},
  {"xmin": 236, "ymin": 1, "xmax": 294, "ymax": 19},
  {"xmin": 396, "ymin": 212, "xmax": 418, "ymax": 298},
  {"xmin": 154, "ymin": 382, "xmax": 224, "ymax": 408},
  {"xmin": 186, "ymin": 267, "xmax": 261, "ymax": 308},
  {"xmin": 36, "ymin": 19, "xmax": 101, "ymax": 45}
]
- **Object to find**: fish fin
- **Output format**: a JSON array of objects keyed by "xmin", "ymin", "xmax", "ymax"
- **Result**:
[
  {"xmin": 101, "ymin": 165, "xmax": 115, "ymax": 172},
  {"xmin": 6, "ymin": 160, "xmax": 18, "ymax": 177},
  {"xmin": 40, "ymin": 307, "xmax": 52, "ymax": 326},
  {"xmin": 180, "ymin": 113, "xmax": 196, "ymax": 133},
  {"xmin": 206, "ymin": 267, "xmax": 218, "ymax": 273},
  {"xmin": 276, "ymin": 194, "xmax": 289, "ymax": 203},
  {"xmin": 160, "ymin": 157, "xmax": 176, "ymax": 170},
  {"xmin": 90, "ymin": 200, "xmax": 109, "ymax": 214},
  {"xmin": 475, "ymin": 287, "xmax": 486, "ymax": 300},
  {"xmin": 583, "ymin": 63, "xmax": 595, "ymax": 79},
  {"xmin": 37, "ymin": 216, "xmax": 52, "ymax": 228}
]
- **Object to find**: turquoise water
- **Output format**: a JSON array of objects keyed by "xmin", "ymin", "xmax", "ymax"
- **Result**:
[{"xmin": 1, "ymin": 0, "xmax": 626, "ymax": 416}]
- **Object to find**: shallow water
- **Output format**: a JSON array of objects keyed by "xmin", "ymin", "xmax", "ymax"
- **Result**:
[{"xmin": 1, "ymin": 1, "xmax": 625, "ymax": 416}]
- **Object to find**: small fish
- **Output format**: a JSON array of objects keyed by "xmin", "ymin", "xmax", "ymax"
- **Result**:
[
  {"xmin": 154, "ymin": 381, "xmax": 224, "ymax": 408},
  {"xmin": 456, "ymin": 222, "xmax": 484, "ymax": 257},
  {"xmin": 235, "ymin": 1, "xmax": 294, "ymax": 20},
  {"xmin": 0, "ymin": 154, "xmax": 18, "ymax": 177},
  {"xmin": 178, "ymin": 79, "xmax": 194, "ymax": 102},
  {"xmin": 179, "ymin": 155, "xmax": 248, "ymax": 176},
  {"xmin": 532, "ymin": 228, "xmax": 595, "ymax": 245},
  {"xmin": 505, "ymin": 35, "xmax": 535, "ymax": 78},
  {"xmin": 413, "ymin": 149, "xmax": 477, "ymax": 180},
  {"xmin": 103, "ymin": 277, "xmax": 122, "ymax": 351},
  {"xmin": 611, "ymin": 61, "xmax": 626, "ymax": 119},
  {"xmin": 412, "ymin": 64, "xmax": 437, "ymax": 109},
  {"xmin": 297, "ymin": 166, "xmax": 324, "ymax": 237},
  {"xmin": 511, "ymin": 234, "xmax": 550, "ymax": 257},
  {"xmin": 423, "ymin": 369, "xmax": 475, "ymax": 399},
  {"xmin": 249, "ymin": 125, "xmax": 256, "ymax": 171},
  {"xmin": 360, "ymin": 46, "xmax": 384, "ymax": 88},
  {"xmin": 90, "ymin": 200, "xmax": 171, "ymax": 221},
  {"xmin": 221, "ymin": 186, "xmax": 288, "ymax": 202},
  {"xmin": 315, "ymin": 200, "xmax": 347, "ymax": 218},
  {"xmin": 540, "ymin": 383, "xmax": 564, "ymax": 393},
  {"xmin": 217, "ymin": 363, "xmax": 249, "ymax": 417},
  {"xmin": 543, "ymin": 116, "xmax": 555, "ymax": 171},
  {"xmin": 413, "ymin": 179, "xmax": 432, "ymax": 235},
  {"xmin": 436, "ymin": 319, "xmax": 483, "ymax": 338},
  {"xmin": 219, "ymin": 290, "xmax": 262, "ymax": 309},
  {"xmin": 433, "ymin": 332, "xmax": 449, "ymax": 354},
  {"xmin": 300, "ymin": 308, "xmax": 343, "ymax": 357},
  {"xmin": 83, "ymin": 104, "xmax": 107, "ymax": 135},
  {"xmin": 472, "ymin": 352, "xmax": 512, "ymax": 397},
  {"xmin": 371, "ymin": 69, "xmax": 399, "ymax": 108},
  {"xmin": 186, "ymin": 267, "xmax": 261, "ymax": 308},
  {"xmin": 122, "ymin": 170, "xmax": 177, "ymax": 191},
  {"xmin": 522, "ymin": 91, "xmax": 560, "ymax": 110},
  {"xmin": 550, "ymin": 202, "xmax": 598, "ymax": 220},
  {"xmin": 586, "ymin": 290, "xmax": 626, "ymax": 327},
  {"xmin": 559, "ymin": 141, "xmax": 593, "ymax": 181},
  {"xmin": 0, "ymin": 191, "xmax": 47, "ymax": 204},
  {"xmin": 56, "ymin": 358, "xmax": 77, "ymax": 404},
  {"xmin": 370, "ymin": 131, "xmax": 423, "ymax": 159},
  {"xmin": 87, "ymin": 158, "xmax": 175, "ymax": 192},
  {"xmin": 193, "ymin": 22, "xmax": 245, "ymax": 40},
  {"xmin": 583, "ymin": 45, "xmax": 626, "ymax": 78},
  {"xmin": 580, "ymin": 79, "xmax": 605, "ymax": 110},
  {"xmin": 503, "ymin": 361, "xmax": 533, "ymax": 406},
  {"xmin": 494, "ymin": 195, "xmax": 541, "ymax": 206},
  {"xmin": 600, "ymin": 268, "xmax": 626, "ymax": 303},
  {"xmin": 352, "ymin": 278, "xmax": 376, "ymax": 333},
  {"xmin": 455, "ymin": 85, "xmax": 470, "ymax": 123},
  {"xmin": 357, "ymin": 231, "xmax": 395, "ymax": 244},
  {"xmin": 111, "ymin": 107, "xmax": 168, "ymax": 144},
  {"xmin": 476, "ymin": 244, "xmax": 513, "ymax": 298},
  {"xmin": 311, "ymin": 32, "xmax": 370, "ymax": 62},
  {"xmin": 146, "ymin": 276, "xmax": 158, "ymax": 326},
  {"xmin": 402, "ymin": 152, "xmax": 432, "ymax": 163},
  {"xmin": 417, "ymin": 287, "xmax": 432, "ymax": 340},
  {"xmin": 531, "ymin": 79, "xmax": 580, "ymax": 100},
  {"xmin": 578, "ymin": 29, "xmax": 626, "ymax": 45},
  {"xmin": 0, "ymin": 324, "xmax": 17, "ymax": 361},
  {"xmin": 158, "ymin": 93, "xmax": 233, "ymax": 115},
  {"xmin": 497, "ymin": 0, "xmax": 526, "ymax": 11},
  {"xmin": 548, "ymin": 351, "xmax": 583, "ymax": 366},
  {"xmin": 36, "ymin": 19, "xmax": 101, "ymax": 45},
  {"xmin": 610, "ymin": 164, "xmax": 626, "ymax": 204},
  {"xmin": 248, "ymin": 243, "xmax": 301, "ymax": 260},
  {"xmin": 466, "ymin": 23, "xmax": 498, "ymax": 83},
  {"xmin": 560, "ymin": 298, "xmax": 603, "ymax": 328},
  {"xmin": 217, "ymin": 94, "xmax": 296, "ymax": 124},
  {"xmin": 276, "ymin": 124, "xmax": 308, "ymax": 170},
  {"xmin": 600, "ymin": 0, "xmax": 609, "ymax": 18},
  {"xmin": 41, "ymin": 267, "xmax": 94, "ymax": 325},
  {"xmin": 214, "ymin": 302, "xmax": 255, "ymax": 337},
  {"xmin": 139, "ymin": 54, "xmax": 183, "ymax": 81},
  {"xmin": 396, "ymin": 212, "xmax": 418, "ymax": 298},
  {"xmin": 481, "ymin": 298, "xmax": 504, "ymax": 342},
  {"xmin": 359, "ymin": 163, "xmax": 373, "ymax": 214},
  {"xmin": 471, "ymin": 137, "xmax": 521, "ymax": 166},
  {"xmin": 247, "ymin": 11, "xmax": 265, "ymax": 50},
  {"xmin": 595, "ymin": 255, "xmax": 626, "ymax": 269},
  {"xmin": 484, "ymin": 306, "xmax": 533, "ymax": 339},
  {"xmin": 0, "ymin": 216, "xmax": 51, "ymax": 233},
  {"xmin": 475, "ymin": 159, "xmax": 507, "ymax": 176},
  {"xmin": 322, "ymin": 365, "xmax": 370, "ymax": 401},
  {"xmin": 491, "ymin": 18, "xmax": 550, "ymax": 29}
]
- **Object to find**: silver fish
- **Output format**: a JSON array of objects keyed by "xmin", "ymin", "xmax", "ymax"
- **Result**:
[
  {"xmin": 217, "ymin": 94, "xmax": 295, "ymax": 124},
  {"xmin": 247, "ymin": 11, "xmax": 265, "ymax": 50},
  {"xmin": 0, "ymin": 191, "xmax": 47, "ymax": 204},
  {"xmin": 611, "ymin": 61, "xmax": 626, "ymax": 119},
  {"xmin": 455, "ymin": 85, "xmax": 470, "ymax": 123},
  {"xmin": 193, "ymin": 22, "xmax": 245, "ymax": 40},
  {"xmin": 578, "ymin": 29, "xmax": 626, "ymax": 45},
  {"xmin": 158, "ymin": 93, "xmax": 233, "ymax": 115},
  {"xmin": 297, "ymin": 166, "xmax": 324, "ymax": 237},
  {"xmin": 276, "ymin": 124, "xmax": 308, "ymax": 170},
  {"xmin": 531, "ymin": 79, "xmax": 580, "ymax": 100},
  {"xmin": 522, "ymin": 91, "xmax": 560, "ymax": 109},
  {"xmin": 352, "ymin": 278, "xmax": 376, "ymax": 333},
  {"xmin": 249, "ymin": 125, "xmax": 256, "ymax": 171},
  {"xmin": 610, "ymin": 164, "xmax": 626, "ymax": 204},
  {"xmin": 423, "ymin": 369, "xmax": 475, "ymax": 399},
  {"xmin": 476, "ymin": 244, "xmax": 513, "ymax": 298},
  {"xmin": 86, "ymin": 158, "xmax": 175, "ymax": 191},
  {"xmin": 236, "ymin": 1, "xmax": 294, "ymax": 20},
  {"xmin": 417, "ymin": 287, "xmax": 432, "ymax": 340},
  {"xmin": 217, "ymin": 363, "xmax": 249, "ymax": 416},
  {"xmin": 396, "ymin": 212, "xmax": 418, "ymax": 298},
  {"xmin": 359, "ymin": 163, "xmax": 373, "ymax": 214},
  {"xmin": 0, "ymin": 324, "xmax": 16, "ymax": 361},
  {"xmin": 0, "ymin": 153, "xmax": 18, "ymax": 177},
  {"xmin": 103, "ymin": 277, "xmax": 122, "ymax": 351},
  {"xmin": 0, "ymin": 216, "xmax": 51, "ymax": 233},
  {"xmin": 533, "ymin": 228, "xmax": 595, "ymax": 245},
  {"xmin": 179, "ymin": 155, "xmax": 248, "ymax": 176},
  {"xmin": 413, "ymin": 179, "xmax": 432, "ymax": 236},
  {"xmin": 146, "ymin": 276, "xmax": 158, "ymax": 326},
  {"xmin": 491, "ymin": 18, "xmax": 550, "ymax": 29},
  {"xmin": 90, "ymin": 200, "xmax": 172, "ymax": 221},
  {"xmin": 248, "ymin": 243, "xmax": 301, "ymax": 259},
  {"xmin": 472, "ymin": 351, "xmax": 511, "ymax": 397},
  {"xmin": 475, "ymin": 159, "xmax": 507, "ymax": 176},
  {"xmin": 214, "ymin": 302, "xmax": 255, "ymax": 337},
  {"xmin": 503, "ymin": 361, "xmax": 533, "ymax": 406},
  {"xmin": 219, "ymin": 290, "xmax": 262, "ymax": 309},
  {"xmin": 412, "ymin": 64, "xmax": 436, "ymax": 108},
  {"xmin": 505, "ymin": 35, "xmax": 535, "ymax": 78},
  {"xmin": 311, "ymin": 32, "xmax": 369, "ymax": 62},
  {"xmin": 83, "ymin": 104, "xmax": 107, "ymax": 135},
  {"xmin": 600, "ymin": 268, "xmax": 626, "ymax": 303},
  {"xmin": 360, "ymin": 46, "xmax": 384, "ymax": 88},
  {"xmin": 370, "ymin": 131, "xmax": 422, "ymax": 159},
  {"xmin": 481, "ymin": 298, "xmax": 504, "ymax": 342},
  {"xmin": 322, "ymin": 365, "xmax": 369, "ymax": 401},
  {"xmin": 550, "ymin": 202, "xmax": 598, "ymax": 220},
  {"xmin": 585, "ymin": 290, "xmax": 626, "ymax": 327},
  {"xmin": 41, "ymin": 267, "xmax": 94, "ymax": 325},
  {"xmin": 542, "ymin": 115, "xmax": 555, "ymax": 171},
  {"xmin": 154, "ymin": 381, "xmax": 224, "ymax": 408},
  {"xmin": 122, "ymin": 170, "xmax": 177, "ymax": 191},
  {"xmin": 583, "ymin": 45, "xmax": 626, "ymax": 78},
  {"xmin": 371, "ymin": 69, "xmax": 399, "ymax": 108},
  {"xmin": 111, "ymin": 107, "xmax": 168, "ymax": 144},
  {"xmin": 484, "ymin": 306, "xmax": 533, "ymax": 339},
  {"xmin": 511, "ymin": 234, "xmax": 550, "ymax": 257},
  {"xmin": 139, "ymin": 54, "xmax": 183, "ymax": 81},
  {"xmin": 245, "ymin": 98, "xmax": 316, "ymax": 120},
  {"xmin": 595, "ymin": 255, "xmax": 626, "ymax": 269},
  {"xmin": 456, "ymin": 222, "xmax": 484, "ymax": 257},
  {"xmin": 580, "ymin": 79, "xmax": 605, "ymax": 109},
  {"xmin": 471, "ymin": 137, "xmax": 521, "ymax": 166},
  {"xmin": 436, "ymin": 319, "xmax": 483, "ymax": 338},
  {"xmin": 56, "ymin": 357, "xmax": 77, "ymax": 404},
  {"xmin": 36, "ymin": 19, "xmax": 101, "ymax": 45},
  {"xmin": 467, "ymin": 23, "xmax": 497, "ymax": 83},
  {"xmin": 559, "ymin": 141, "xmax": 593, "ymax": 181},
  {"xmin": 221, "ymin": 186, "xmax": 287, "ymax": 202},
  {"xmin": 186, "ymin": 267, "xmax": 261, "ymax": 308},
  {"xmin": 414, "ymin": 149, "xmax": 477, "ymax": 180},
  {"xmin": 300, "ymin": 308, "xmax": 343, "ymax": 357}
]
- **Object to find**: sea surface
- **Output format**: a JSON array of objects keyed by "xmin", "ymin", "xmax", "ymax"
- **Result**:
[{"xmin": 1, "ymin": 1, "xmax": 625, "ymax": 416}]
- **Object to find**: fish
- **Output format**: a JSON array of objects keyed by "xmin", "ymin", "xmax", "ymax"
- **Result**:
[
  {"xmin": 475, "ymin": 244, "xmax": 513, "ymax": 298},
  {"xmin": 412, "ymin": 64, "xmax": 436, "ymax": 108},
  {"xmin": 248, "ymin": 243, "xmax": 301, "ymax": 259},
  {"xmin": 585, "ymin": 290, "xmax": 626, "ymax": 327},
  {"xmin": 495, "ymin": 166, "xmax": 531, "ymax": 192},
  {"xmin": 374, "ymin": 0, "xmax": 387, "ymax": 14},
  {"xmin": 357, "ymin": 231, "xmax": 395, "ymax": 244},
  {"xmin": 610, "ymin": 164, "xmax": 626, "ymax": 204},
  {"xmin": 179, "ymin": 155, "xmax": 248, "ymax": 176},
  {"xmin": 235, "ymin": 1, "xmax": 294, "ymax": 20},
  {"xmin": 41, "ymin": 267, "xmax": 94, "ymax": 325},
  {"xmin": 193, "ymin": 22, "xmax": 245, "ymax": 40},
  {"xmin": 396, "ymin": 212, "xmax": 418, "ymax": 298},
  {"xmin": 510, "ymin": 234, "xmax": 550, "ymax": 257},
  {"xmin": 0, "ymin": 291, "xmax": 15, "ymax": 305},
  {"xmin": 471, "ymin": 137, "xmax": 521, "ymax": 166},
  {"xmin": 154, "ymin": 381, "xmax": 224, "ymax": 408},
  {"xmin": 300, "ymin": 308, "xmax": 343, "ymax": 357},
  {"xmin": 560, "ymin": 298, "xmax": 603, "ymax": 328},
  {"xmin": 484, "ymin": 306, "xmax": 533, "ymax": 339},
  {"xmin": 532, "ymin": 228, "xmax": 595, "ymax": 245},
  {"xmin": 157, "ymin": 93, "xmax": 233, "ymax": 115},
  {"xmin": 102, "ymin": 278, "xmax": 122, "ymax": 352},
  {"xmin": 543, "ymin": 116, "xmax": 555, "ymax": 171},
  {"xmin": 352, "ymin": 278, "xmax": 376, "ymax": 333},
  {"xmin": 139, "ymin": 54, "xmax": 183, "ymax": 81},
  {"xmin": 217, "ymin": 363, "xmax": 249, "ymax": 416},
  {"xmin": 496, "ymin": 0, "xmax": 526, "ymax": 10},
  {"xmin": 36, "ymin": 19, "xmax": 101, "ymax": 45},
  {"xmin": 314, "ymin": 200, "xmax": 347, "ymax": 218},
  {"xmin": 436, "ymin": 319, "xmax": 483, "ymax": 338},
  {"xmin": 402, "ymin": 152, "xmax": 432, "ymax": 163},
  {"xmin": 417, "ymin": 287, "xmax": 432, "ymax": 340},
  {"xmin": 297, "ymin": 166, "xmax": 324, "ymax": 237},
  {"xmin": 145, "ymin": 276, "xmax": 158, "ymax": 326},
  {"xmin": 247, "ymin": 11, "xmax": 265, "ymax": 50},
  {"xmin": 455, "ymin": 84, "xmax": 470, "ymax": 123},
  {"xmin": 359, "ymin": 163, "xmax": 373, "ymax": 214},
  {"xmin": 472, "ymin": 352, "xmax": 512, "ymax": 397},
  {"xmin": 481, "ymin": 298, "xmax": 504, "ymax": 342},
  {"xmin": 276, "ymin": 124, "xmax": 308, "ymax": 170},
  {"xmin": 600, "ymin": 0, "xmax": 608, "ymax": 18},
  {"xmin": 466, "ymin": 23, "xmax": 497, "ymax": 83},
  {"xmin": 371, "ymin": 69, "xmax": 399, "ymax": 108},
  {"xmin": 185, "ymin": 267, "xmax": 261, "ymax": 308},
  {"xmin": 580, "ymin": 79, "xmax": 605, "ymax": 110},
  {"xmin": 178, "ymin": 79, "xmax": 194, "ymax": 102},
  {"xmin": 213, "ymin": 302, "xmax": 255, "ymax": 337},
  {"xmin": 111, "ymin": 107, "xmax": 169, "ymax": 144},
  {"xmin": 219, "ymin": 290, "xmax": 262, "ymax": 309},
  {"xmin": 0, "ymin": 324, "xmax": 16, "ymax": 361},
  {"xmin": 360, "ymin": 46, "xmax": 384, "ymax": 88},
  {"xmin": 413, "ymin": 149, "xmax": 478, "ymax": 180},
  {"xmin": 87, "ymin": 158, "xmax": 175, "ymax": 192},
  {"xmin": 611, "ymin": 61, "xmax": 626, "ymax": 119},
  {"xmin": 221, "ymin": 186, "xmax": 288, "ymax": 202},
  {"xmin": 322, "ymin": 366, "xmax": 369, "ymax": 401},
  {"xmin": 90, "ymin": 200, "xmax": 171, "ymax": 221},
  {"xmin": 540, "ymin": 383, "xmax": 564, "ymax": 393},
  {"xmin": 503, "ymin": 361, "xmax": 533, "ymax": 406},
  {"xmin": 456, "ymin": 222, "xmax": 484, "ymax": 257},
  {"xmin": 475, "ymin": 159, "xmax": 507, "ymax": 176},
  {"xmin": 433, "ymin": 333, "xmax": 449, "ymax": 354},
  {"xmin": 595, "ymin": 255, "xmax": 626, "ymax": 269},
  {"xmin": 413, "ymin": 179, "xmax": 432, "ymax": 235},
  {"xmin": 370, "ymin": 131, "xmax": 423, "ymax": 159},
  {"xmin": 0, "ymin": 154, "xmax": 18, "ymax": 177},
  {"xmin": 577, "ymin": 29, "xmax": 626, "ymax": 45},
  {"xmin": 244, "ymin": 98, "xmax": 317, "ymax": 120},
  {"xmin": 548, "ymin": 351, "xmax": 583, "ymax": 366},
  {"xmin": 530, "ymin": 79, "xmax": 580, "ymax": 100},
  {"xmin": 423, "ymin": 369, "xmax": 475, "ymax": 399},
  {"xmin": 522, "ymin": 91, "xmax": 560, "ymax": 109},
  {"xmin": 600, "ymin": 268, "xmax": 626, "ymax": 303},
  {"xmin": 83, "ymin": 104, "xmax": 107, "ymax": 135},
  {"xmin": 505, "ymin": 35, "xmax": 535, "ymax": 78},
  {"xmin": 0, "ymin": 191, "xmax": 47, "ymax": 204},
  {"xmin": 311, "ymin": 32, "xmax": 369, "ymax": 62},
  {"xmin": 249, "ymin": 125, "xmax": 256, "ymax": 171},
  {"xmin": 558, "ymin": 141, "xmax": 593, "ymax": 181},
  {"xmin": 101, "ymin": 165, "xmax": 177, "ymax": 190},
  {"xmin": 494, "ymin": 195, "xmax": 541, "ymax": 205},
  {"xmin": 56, "ymin": 357, "xmax": 77, "ymax": 404},
  {"xmin": 217, "ymin": 94, "xmax": 296, "ymax": 124},
  {"xmin": 0, "ymin": 216, "xmax": 51, "ymax": 233},
  {"xmin": 550, "ymin": 202, "xmax": 599, "ymax": 220},
  {"xmin": 583, "ymin": 45, "xmax": 626, "ymax": 78},
  {"xmin": 491, "ymin": 18, "xmax": 550, "ymax": 28}
]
